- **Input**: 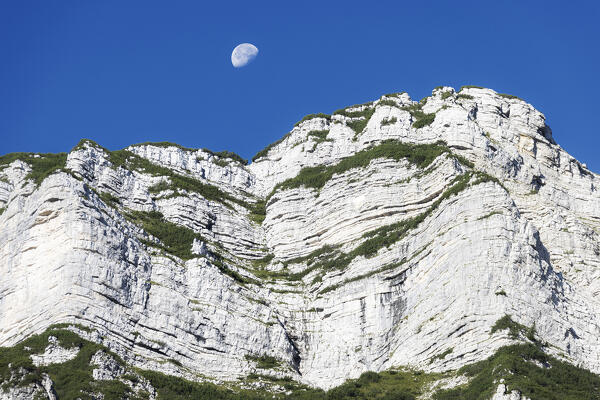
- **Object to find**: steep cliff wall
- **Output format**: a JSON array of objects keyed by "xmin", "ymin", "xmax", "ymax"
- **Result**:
[{"xmin": 1, "ymin": 86, "xmax": 599, "ymax": 397}]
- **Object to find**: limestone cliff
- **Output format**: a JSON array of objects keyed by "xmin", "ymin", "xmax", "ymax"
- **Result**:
[{"xmin": 1, "ymin": 86, "xmax": 599, "ymax": 399}]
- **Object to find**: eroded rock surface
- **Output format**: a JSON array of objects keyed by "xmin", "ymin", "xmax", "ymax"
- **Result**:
[{"xmin": 1, "ymin": 86, "xmax": 600, "ymax": 393}]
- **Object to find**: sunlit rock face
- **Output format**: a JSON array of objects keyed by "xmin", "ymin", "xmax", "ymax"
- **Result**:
[{"xmin": 1, "ymin": 86, "xmax": 600, "ymax": 391}]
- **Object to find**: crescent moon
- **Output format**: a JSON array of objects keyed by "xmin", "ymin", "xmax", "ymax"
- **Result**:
[{"xmin": 231, "ymin": 43, "xmax": 259, "ymax": 68}]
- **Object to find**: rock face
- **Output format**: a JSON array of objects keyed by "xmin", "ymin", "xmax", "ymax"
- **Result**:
[
  {"xmin": 491, "ymin": 383, "xmax": 531, "ymax": 400},
  {"xmin": 1, "ymin": 86, "xmax": 600, "ymax": 393},
  {"xmin": 30, "ymin": 336, "xmax": 79, "ymax": 367}
]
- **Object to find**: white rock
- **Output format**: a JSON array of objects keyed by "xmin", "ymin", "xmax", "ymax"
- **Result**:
[
  {"xmin": 1, "ymin": 87, "xmax": 600, "ymax": 391},
  {"xmin": 491, "ymin": 384, "xmax": 531, "ymax": 400},
  {"xmin": 30, "ymin": 336, "xmax": 79, "ymax": 367}
]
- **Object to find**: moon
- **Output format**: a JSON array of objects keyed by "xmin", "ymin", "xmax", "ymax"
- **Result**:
[{"xmin": 231, "ymin": 43, "xmax": 259, "ymax": 68}]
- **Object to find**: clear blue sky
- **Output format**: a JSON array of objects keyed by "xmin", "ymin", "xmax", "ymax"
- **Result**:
[{"xmin": 1, "ymin": 1, "xmax": 599, "ymax": 170}]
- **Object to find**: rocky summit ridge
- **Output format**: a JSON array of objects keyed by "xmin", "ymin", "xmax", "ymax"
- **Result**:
[{"xmin": 1, "ymin": 86, "xmax": 600, "ymax": 399}]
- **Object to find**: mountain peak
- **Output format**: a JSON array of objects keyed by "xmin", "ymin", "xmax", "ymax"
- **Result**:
[{"xmin": 1, "ymin": 87, "xmax": 599, "ymax": 398}]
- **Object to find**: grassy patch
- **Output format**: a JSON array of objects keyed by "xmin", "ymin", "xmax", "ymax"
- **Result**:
[
  {"xmin": 434, "ymin": 342, "xmax": 600, "ymax": 400},
  {"xmin": 128, "ymin": 141, "xmax": 248, "ymax": 165},
  {"xmin": 381, "ymin": 117, "xmax": 397, "ymax": 126},
  {"xmin": 333, "ymin": 102, "xmax": 374, "ymax": 116},
  {"xmin": 2, "ymin": 325, "xmax": 599, "ymax": 400},
  {"xmin": 98, "ymin": 191, "xmax": 121, "ymax": 207},
  {"xmin": 252, "ymin": 132, "xmax": 292, "ymax": 162},
  {"xmin": 269, "ymin": 140, "xmax": 451, "ymax": 197},
  {"xmin": 245, "ymin": 354, "xmax": 282, "ymax": 369},
  {"xmin": 498, "ymin": 93, "xmax": 523, "ymax": 101},
  {"xmin": 125, "ymin": 210, "xmax": 202, "ymax": 260},
  {"xmin": 0, "ymin": 326, "xmax": 131, "ymax": 400},
  {"xmin": 203, "ymin": 150, "xmax": 248, "ymax": 166},
  {"xmin": 248, "ymin": 199, "xmax": 267, "ymax": 225},
  {"xmin": 110, "ymin": 150, "xmax": 256, "ymax": 212},
  {"xmin": 210, "ymin": 253, "xmax": 258, "ymax": 286},
  {"xmin": 460, "ymin": 85, "xmax": 484, "ymax": 90},
  {"xmin": 456, "ymin": 94, "xmax": 474, "ymax": 100},
  {"xmin": 139, "ymin": 369, "xmax": 269, "ymax": 400},
  {"xmin": 490, "ymin": 315, "xmax": 535, "ymax": 341},
  {"xmin": 251, "ymin": 253, "xmax": 275, "ymax": 269},
  {"xmin": 430, "ymin": 348, "xmax": 453, "ymax": 363},
  {"xmin": 378, "ymin": 99, "xmax": 398, "ymax": 107},
  {"xmin": 441, "ymin": 92, "xmax": 453, "ymax": 100},
  {"xmin": 400, "ymin": 104, "xmax": 436, "ymax": 129},
  {"xmin": 323, "ymin": 368, "xmax": 440, "ymax": 400},
  {"xmin": 293, "ymin": 113, "xmax": 331, "ymax": 128},
  {"xmin": 307, "ymin": 130, "xmax": 331, "ymax": 144},
  {"xmin": 412, "ymin": 113, "xmax": 436, "ymax": 128},
  {"xmin": 313, "ymin": 172, "xmax": 504, "ymax": 292},
  {"xmin": 129, "ymin": 141, "xmax": 197, "ymax": 152},
  {"xmin": 477, "ymin": 211, "xmax": 502, "ymax": 220},
  {"xmin": 334, "ymin": 107, "xmax": 376, "ymax": 136},
  {"xmin": 383, "ymin": 92, "xmax": 407, "ymax": 98},
  {"xmin": 0, "ymin": 152, "xmax": 68, "ymax": 186}
]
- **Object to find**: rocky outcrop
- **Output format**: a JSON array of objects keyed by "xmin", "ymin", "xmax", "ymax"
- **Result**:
[
  {"xmin": 30, "ymin": 336, "xmax": 79, "ymax": 366},
  {"xmin": 1, "ymin": 86, "xmax": 600, "ymax": 395},
  {"xmin": 491, "ymin": 383, "xmax": 531, "ymax": 400}
]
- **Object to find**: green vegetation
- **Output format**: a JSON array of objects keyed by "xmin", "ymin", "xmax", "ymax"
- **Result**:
[
  {"xmin": 294, "ymin": 113, "xmax": 331, "ymax": 127},
  {"xmin": 477, "ymin": 210, "xmax": 502, "ymax": 220},
  {"xmin": 333, "ymin": 102, "xmax": 374, "ymax": 116},
  {"xmin": 434, "ymin": 343, "xmax": 600, "ymax": 400},
  {"xmin": 350, "ymin": 173, "xmax": 473, "ymax": 258},
  {"xmin": 495, "ymin": 289, "xmax": 507, "ymax": 296},
  {"xmin": 98, "ymin": 191, "xmax": 121, "ymax": 207},
  {"xmin": 125, "ymin": 210, "xmax": 257, "ymax": 283},
  {"xmin": 0, "ymin": 326, "xmax": 133, "ymax": 400},
  {"xmin": 456, "ymin": 94, "xmax": 474, "ymax": 100},
  {"xmin": 498, "ymin": 93, "xmax": 523, "ymax": 101},
  {"xmin": 245, "ymin": 354, "xmax": 282, "ymax": 369},
  {"xmin": 380, "ymin": 117, "xmax": 397, "ymax": 126},
  {"xmin": 317, "ymin": 368, "xmax": 439, "ymax": 400},
  {"xmin": 434, "ymin": 315, "xmax": 600, "ymax": 399},
  {"xmin": 262, "ymin": 144, "xmax": 502, "ymax": 287},
  {"xmin": 108, "ymin": 150, "xmax": 249, "ymax": 210},
  {"xmin": 430, "ymin": 348, "xmax": 453, "ymax": 363},
  {"xmin": 453, "ymin": 154, "xmax": 475, "ymax": 169},
  {"xmin": 203, "ymin": 149, "xmax": 248, "ymax": 166},
  {"xmin": 412, "ymin": 113, "xmax": 436, "ymax": 129},
  {"xmin": 307, "ymin": 171, "xmax": 503, "ymax": 291},
  {"xmin": 251, "ymin": 253, "xmax": 275, "ymax": 269},
  {"xmin": 210, "ymin": 253, "xmax": 257, "ymax": 285},
  {"xmin": 332, "ymin": 105, "xmax": 376, "ymax": 135},
  {"xmin": 400, "ymin": 104, "xmax": 436, "ymax": 129},
  {"xmin": 378, "ymin": 99, "xmax": 398, "ymax": 107},
  {"xmin": 248, "ymin": 199, "xmax": 267, "ymax": 225},
  {"xmin": 269, "ymin": 140, "xmax": 452, "ymax": 197},
  {"xmin": 0, "ymin": 152, "xmax": 68, "ymax": 186},
  {"xmin": 127, "ymin": 141, "xmax": 248, "ymax": 165},
  {"xmin": 307, "ymin": 130, "xmax": 332, "ymax": 144},
  {"xmin": 383, "ymin": 92, "xmax": 406, "ymax": 98},
  {"xmin": 460, "ymin": 85, "xmax": 484, "ymax": 90},
  {"xmin": 0, "ymin": 207, "xmax": 5, "ymax": 216},
  {"xmin": 252, "ymin": 132, "xmax": 292, "ymax": 162},
  {"xmin": 490, "ymin": 315, "xmax": 535, "ymax": 341},
  {"xmin": 129, "ymin": 141, "xmax": 197, "ymax": 152},
  {"xmin": 318, "ymin": 259, "xmax": 407, "ymax": 295},
  {"xmin": 440, "ymin": 92, "xmax": 453, "ymax": 100},
  {"xmin": 74, "ymin": 140, "xmax": 252, "ymax": 212},
  {"xmin": 138, "ymin": 369, "xmax": 267, "ymax": 400},
  {"xmin": 125, "ymin": 210, "xmax": 203, "ymax": 260},
  {"xmin": 2, "ymin": 324, "xmax": 599, "ymax": 400}
]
